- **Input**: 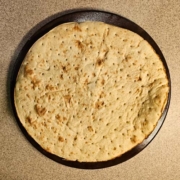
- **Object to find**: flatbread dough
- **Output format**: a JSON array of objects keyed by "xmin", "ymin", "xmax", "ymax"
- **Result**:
[{"xmin": 14, "ymin": 21, "xmax": 169, "ymax": 162}]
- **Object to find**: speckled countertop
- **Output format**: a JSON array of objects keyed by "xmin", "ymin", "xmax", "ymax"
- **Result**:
[{"xmin": 0, "ymin": 1, "xmax": 180, "ymax": 180}]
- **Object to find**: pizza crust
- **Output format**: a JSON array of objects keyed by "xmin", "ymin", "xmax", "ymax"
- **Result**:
[{"xmin": 14, "ymin": 21, "xmax": 169, "ymax": 162}]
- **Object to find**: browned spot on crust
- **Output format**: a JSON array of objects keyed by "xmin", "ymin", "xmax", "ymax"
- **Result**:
[
  {"xmin": 149, "ymin": 82, "xmax": 154, "ymax": 88},
  {"xmin": 53, "ymin": 129, "xmax": 57, "ymax": 134},
  {"xmin": 55, "ymin": 114, "xmax": 61, "ymax": 120},
  {"xmin": 46, "ymin": 147, "xmax": 51, "ymax": 152},
  {"xmin": 75, "ymin": 40, "xmax": 84, "ymax": 50},
  {"xmin": 35, "ymin": 104, "xmax": 47, "ymax": 116},
  {"xmin": 95, "ymin": 101, "xmax": 104, "ymax": 109},
  {"xmin": 84, "ymin": 79, "xmax": 89, "ymax": 86},
  {"xmin": 60, "ymin": 74, "xmax": 63, "ymax": 80},
  {"xmin": 130, "ymin": 135, "xmax": 137, "ymax": 143},
  {"xmin": 96, "ymin": 58, "xmax": 104, "ymax": 66},
  {"xmin": 33, "ymin": 124, "xmax": 38, "ymax": 129},
  {"xmin": 52, "ymin": 127, "xmax": 58, "ymax": 134},
  {"xmin": 31, "ymin": 77, "xmax": 41, "ymax": 89},
  {"xmin": 58, "ymin": 136, "xmax": 64, "ymax": 142},
  {"xmin": 45, "ymin": 84, "xmax": 54, "ymax": 90},
  {"xmin": 73, "ymin": 25, "xmax": 82, "ymax": 31},
  {"xmin": 135, "ymin": 88, "xmax": 140, "ymax": 93},
  {"xmin": 72, "ymin": 76, "xmax": 77, "ymax": 83},
  {"xmin": 64, "ymin": 95, "xmax": 71, "ymax": 103},
  {"xmin": 92, "ymin": 115, "xmax": 96, "ymax": 121},
  {"xmin": 25, "ymin": 69, "xmax": 33, "ymax": 76},
  {"xmin": 63, "ymin": 117, "xmax": 67, "ymax": 121},
  {"xmin": 63, "ymin": 49, "xmax": 67, "ymax": 54},
  {"xmin": 24, "ymin": 65, "xmax": 33, "ymax": 76},
  {"xmin": 26, "ymin": 116, "xmax": 34, "ymax": 124},
  {"xmin": 74, "ymin": 66, "xmax": 79, "ymax": 70},
  {"xmin": 41, "ymin": 121, "xmax": 47, "ymax": 128},
  {"xmin": 87, "ymin": 126, "xmax": 93, "ymax": 132},
  {"xmin": 26, "ymin": 116, "xmax": 38, "ymax": 129},
  {"xmin": 101, "ymin": 79, "xmax": 105, "ymax": 85},
  {"xmin": 138, "ymin": 77, "xmax": 142, "ymax": 81},
  {"xmin": 24, "ymin": 86, "xmax": 29, "ymax": 90},
  {"xmin": 62, "ymin": 66, "xmax": 67, "ymax": 72},
  {"xmin": 55, "ymin": 114, "xmax": 62, "ymax": 124},
  {"xmin": 99, "ymin": 91, "xmax": 106, "ymax": 98},
  {"xmin": 48, "ymin": 94, "xmax": 51, "ymax": 100},
  {"xmin": 74, "ymin": 136, "xmax": 77, "ymax": 140},
  {"xmin": 142, "ymin": 119, "xmax": 148, "ymax": 126}
]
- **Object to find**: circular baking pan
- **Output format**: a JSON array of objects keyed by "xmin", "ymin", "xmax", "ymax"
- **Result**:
[{"xmin": 10, "ymin": 10, "xmax": 171, "ymax": 169}]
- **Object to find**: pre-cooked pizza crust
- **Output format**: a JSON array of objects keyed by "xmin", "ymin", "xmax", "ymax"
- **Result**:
[{"xmin": 14, "ymin": 21, "xmax": 169, "ymax": 162}]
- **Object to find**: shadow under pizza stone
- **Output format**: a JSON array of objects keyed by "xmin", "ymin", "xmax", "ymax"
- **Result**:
[{"xmin": 6, "ymin": 9, "xmax": 171, "ymax": 169}]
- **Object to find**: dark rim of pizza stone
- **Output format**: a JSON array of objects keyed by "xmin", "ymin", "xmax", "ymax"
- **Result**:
[{"xmin": 9, "ymin": 9, "xmax": 171, "ymax": 169}]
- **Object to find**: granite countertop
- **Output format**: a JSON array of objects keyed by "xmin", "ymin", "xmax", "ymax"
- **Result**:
[{"xmin": 1, "ymin": 1, "xmax": 180, "ymax": 180}]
